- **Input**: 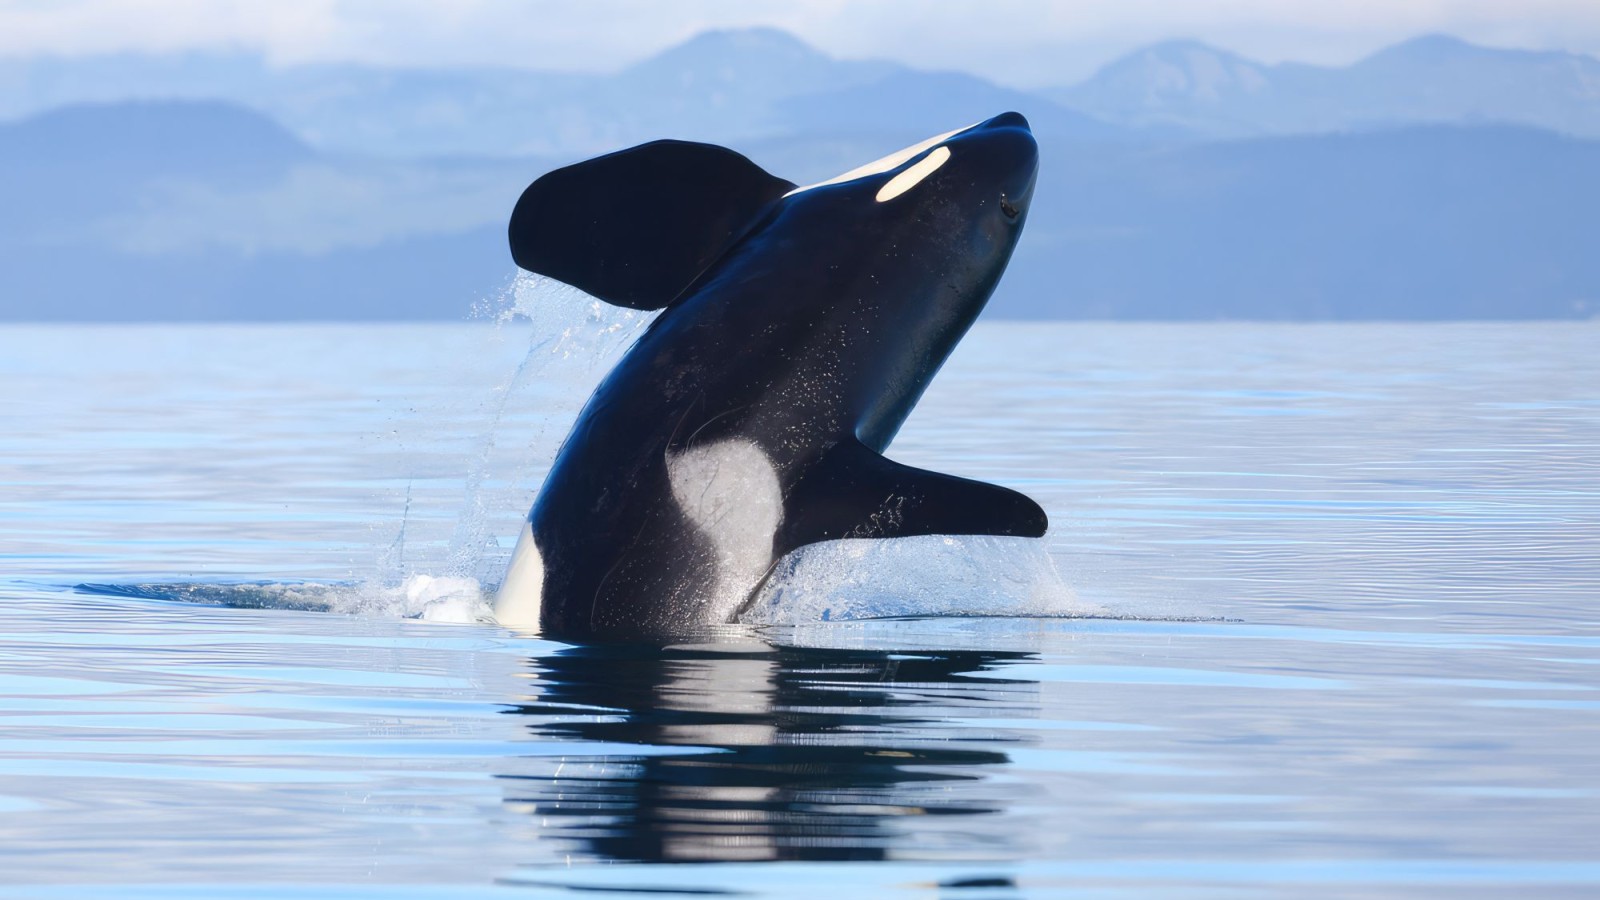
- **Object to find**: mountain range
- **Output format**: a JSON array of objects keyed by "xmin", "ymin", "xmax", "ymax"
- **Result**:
[
  {"xmin": 0, "ymin": 29, "xmax": 1127, "ymax": 162},
  {"xmin": 1051, "ymin": 35, "xmax": 1600, "ymax": 140},
  {"xmin": 2, "ymin": 29, "xmax": 1598, "ymax": 320}
]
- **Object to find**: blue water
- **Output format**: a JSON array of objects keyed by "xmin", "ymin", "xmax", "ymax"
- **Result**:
[{"xmin": 2, "ymin": 309, "xmax": 1598, "ymax": 897}]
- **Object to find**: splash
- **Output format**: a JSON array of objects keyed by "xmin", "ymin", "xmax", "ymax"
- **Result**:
[
  {"xmin": 372, "ymin": 272, "xmax": 1094, "ymax": 629},
  {"xmin": 81, "ymin": 275, "xmax": 1094, "ymax": 630},
  {"xmin": 76, "ymin": 276, "xmax": 659, "ymax": 626},
  {"xmin": 386, "ymin": 272, "xmax": 657, "ymax": 589},
  {"xmin": 77, "ymin": 574, "xmax": 493, "ymax": 624},
  {"xmin": 741, "ymin": 535, "xmax": 1099, "ymax": 625}
]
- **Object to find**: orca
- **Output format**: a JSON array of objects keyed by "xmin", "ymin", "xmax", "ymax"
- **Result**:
[{"xmin": 495, "ymin": 112, "xmax": 1046, "ymax": 641}]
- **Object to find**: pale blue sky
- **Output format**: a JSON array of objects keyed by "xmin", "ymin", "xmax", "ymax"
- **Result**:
[{"xmin": 3, "ymin": 0, "xmax": 1599, "ymax": 85}]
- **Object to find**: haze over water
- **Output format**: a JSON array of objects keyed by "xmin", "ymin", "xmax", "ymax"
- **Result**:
[{"xmin": 1, "ymin": 314, "xmax": 1597, "ymax": 897}]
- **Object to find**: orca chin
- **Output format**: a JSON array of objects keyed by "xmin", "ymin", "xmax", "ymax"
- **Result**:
[{"xmin": 495, "ymin": 113, "xmax": 1046, "ymax": 642}]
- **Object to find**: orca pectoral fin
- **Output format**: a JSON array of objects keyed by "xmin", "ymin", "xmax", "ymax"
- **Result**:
[
  {"xmin": 509, "ymin": 140, "xmax": 796, "ymax": 311},
  {"xmin": 776, "ymin": 438, "xmax": 1048, "ymax": 556}
]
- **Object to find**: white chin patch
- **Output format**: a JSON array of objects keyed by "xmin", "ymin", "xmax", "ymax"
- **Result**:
[
  {"xmin": 667, "ymin": 438, "xmax": 783, "ymax": 622},
  {"xmin": 785, "ymin": 121, "xmax": 974, "ymax": 197},
  {"xmin": 494, "ymin": 521, "xmax": 545, "ymax": 632},
  {"xmin": 875, "ymin": 145, "xmax": 951, "ymax": 202}
]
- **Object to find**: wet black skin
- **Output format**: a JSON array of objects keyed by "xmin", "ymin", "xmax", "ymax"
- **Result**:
[{"xmin": 524, "ymin": 113, "xmax": 1042, "ymax": 641}]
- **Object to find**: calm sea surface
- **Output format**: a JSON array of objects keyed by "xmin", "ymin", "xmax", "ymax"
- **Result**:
[{"xmin": 1, "ymin": 316, "xmax": 1598, "ymax": 898}]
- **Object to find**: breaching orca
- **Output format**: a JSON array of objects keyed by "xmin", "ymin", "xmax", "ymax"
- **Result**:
[{"xmin": 495, "ymin": 112, "xmax": 1045, "ymax": 641}]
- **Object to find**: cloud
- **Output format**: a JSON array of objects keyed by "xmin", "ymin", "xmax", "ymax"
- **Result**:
[
  {"xmin": 0, "ymin": 0, "xmax": 342, "ymax": 58},
  {"xmin": 2, "ymin": 0, "xmax": 1599, "ymax": 85}
]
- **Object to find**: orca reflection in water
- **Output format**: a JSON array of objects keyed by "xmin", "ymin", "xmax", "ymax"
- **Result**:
[
  {"xmin": 496, "ymin": 113, "xmax": 1045, "ymax": 640},
  {"xmin": 499, "ymin": 642, "xmax": 1036, "ymax": 863}
]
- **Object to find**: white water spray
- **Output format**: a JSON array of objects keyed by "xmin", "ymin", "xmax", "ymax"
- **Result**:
[{"xmin": 439, "ymin": 273, "xmax": 657, "ymax": 585}]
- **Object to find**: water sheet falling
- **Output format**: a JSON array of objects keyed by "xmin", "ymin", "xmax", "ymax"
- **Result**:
[{"xmin": 437, "ymin": 273, "xmax": 657, "ymax": 585}]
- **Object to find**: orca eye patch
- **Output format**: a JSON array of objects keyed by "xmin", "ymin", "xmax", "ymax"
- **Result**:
[{"xmin": 876, "ymin": 146, "xmax": 951, "ymax": 203}]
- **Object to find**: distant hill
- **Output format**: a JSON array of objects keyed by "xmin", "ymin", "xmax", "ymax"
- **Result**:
[
  {"xmin": 0, "ymin": 100, "xmax": 313, "ymax": 251},
  {"xmin": 776, "ymin": 70, "xmax": 1116, "ymax": 143},
  {"xmin": 7, "ymin": 31, "xmax": 1600, "ymax": 158},
  {"xmin": 1049, "ymin": 35, "xmax": 1600, "ymax": 139},
  {"xmin": 1013, "ymin": 126, "xmax": 1600, "ymax": 319},
  {"xmin": 0, "ymin": 99, "xmax": 309, "ymax": 172},
  {"xmin": 0, "ymin": 101, "xmax": 524, "ymax": 320},
  {"xmin": 2, "ymin": 99, "xmax": 1597, "ymax": 321},
  {"xmin": 0, "ymin": 29, "xmax": 1123, "ymax": 159},
  {"xmin": 2, "ymin": 30, "xmax": 1599, "ymax": 321}
]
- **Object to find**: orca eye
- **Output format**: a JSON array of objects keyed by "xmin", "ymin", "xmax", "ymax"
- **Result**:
[{"xmin": 1000, "ymin": 195, "xmax": 1019, "ymax": 219}]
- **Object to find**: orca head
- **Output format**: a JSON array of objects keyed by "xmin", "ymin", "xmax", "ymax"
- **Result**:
[
  {"xmin": 869, "ymin": 111, "xmax": 1037, "ymax": 225},
  {"xmin": 787, "ymin": 110, "xmax": 1036, "ymax": 220},
  {"xmin": 784, "ymin": 112, "xmax": 1038, "ymax": 312},
  {"xmin": 776, "ymin": 113, "xmax": 1039, "ymax": 448},
  {"xmin": 788, "ymin": 112, "xmax": 1037, "ymax": 213}
]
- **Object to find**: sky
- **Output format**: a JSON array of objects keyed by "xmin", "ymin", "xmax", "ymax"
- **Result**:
[{"xmin": 3, "ymin": 0, "xmax": 1600, "ymax": 86}]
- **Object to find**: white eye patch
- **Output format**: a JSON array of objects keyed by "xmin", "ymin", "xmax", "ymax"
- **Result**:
[
  {"xmin": 784, "ymin": 122, "xmax": 973, "ymax": 197},
  {"xmin": 875, "ymin": 145, "xmax": 951, "ymax": 202}
]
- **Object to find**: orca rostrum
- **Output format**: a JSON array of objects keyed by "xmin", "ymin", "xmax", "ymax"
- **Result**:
[{"xmin": 495, "ymin": 112, "xmax": 1046, "ymax": 641}]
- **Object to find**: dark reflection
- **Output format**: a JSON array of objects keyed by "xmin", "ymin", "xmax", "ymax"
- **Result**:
[{"xmin": 499, "ymin": 639, "xmax": 1037, "ymax": 863}]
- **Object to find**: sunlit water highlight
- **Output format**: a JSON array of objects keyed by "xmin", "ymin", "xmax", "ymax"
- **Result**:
[{"xmin": 1, "ymin": 305, "xmax": 1597, "ymax": 897}]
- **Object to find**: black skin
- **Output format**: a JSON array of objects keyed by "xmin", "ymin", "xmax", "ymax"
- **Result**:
[{"xmin": 521, "ymin": 113, "xmax": 1044, "ymax": 641}]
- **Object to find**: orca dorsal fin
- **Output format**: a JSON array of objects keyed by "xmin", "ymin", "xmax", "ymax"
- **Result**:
[
  {"xmin": 509, "ymin": 140, "xmax": 796, "ymax": 310},
  {"xmin": 775, "ymin": 438, "xmax": 1048, "ymax": 557}
]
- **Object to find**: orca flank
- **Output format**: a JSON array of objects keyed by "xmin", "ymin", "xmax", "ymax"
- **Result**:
[{"xmin": 496, "ymin": 113, "xmax": 1044, "ymax": 641}]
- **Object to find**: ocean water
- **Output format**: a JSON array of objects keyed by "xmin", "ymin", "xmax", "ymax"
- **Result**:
[{"xmin": 1, "ymin": 307, "xmax": 1598, "ymax": 898}]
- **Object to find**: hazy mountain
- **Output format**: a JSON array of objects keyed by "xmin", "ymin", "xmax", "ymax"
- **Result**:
[
  {"xmin": 1050, "ymin": 35, "xmax": 1600, "ymax": 139},
  {"xmin": 1043, "ymin": 40, "xmax": 1287, "ymax": 136},
  {"xmin": 2, "ymin": 100, "xmax": 1596, "ymax": 321},
  {"xmin": 590, "ymin": 28, "xmax": 899, "ymax": 141},
  {"xmin": 777, "ymin": 70, "xmax": 1116, "ymax": 146},
  {"xmin": 0, "ymin": 100, "xmax": 314, "ymax": 254},
  {"xmin": 1343, "ymin": 36, "xmax": 1600, "ymax": 135},
  {"xmin": 0, "ymin": 50, "xmax": 589, "ymax": 157},
  {"xmin": 8, "ymin": 30, "xmax": 1600, "ymax": 157},
  {"xmin": 1012, "ymin": 126, "xmax": 1600, "ymax": 319},
  {"xmin": 0, "ymin": 29, "xmax": 1117, "ymax": 159},
  {"xmin": 3, "ymin": 29, "xmax": 1599, "ymax": 321},
  {"xmin": 0, "ymin": 99, "xmax": 310, "ymax": 177},
  {"xmin": 0, "ymin": 101, "xmax": 529, "ymax": 320}
]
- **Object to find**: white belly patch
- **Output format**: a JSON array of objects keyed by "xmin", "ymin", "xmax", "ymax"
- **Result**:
[{"xmin": 666, "ymin": 438, "xmax": 783, "ymax": 621}]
